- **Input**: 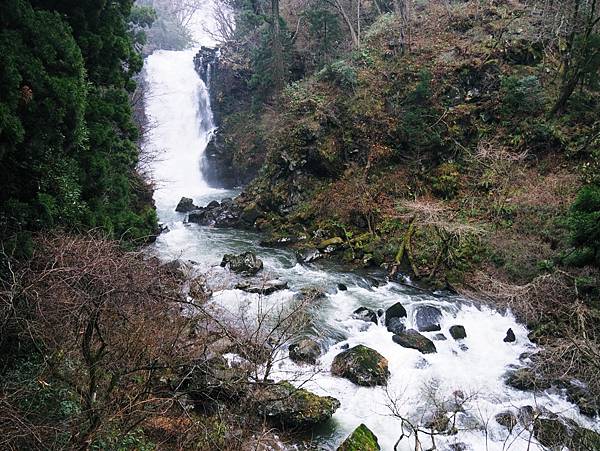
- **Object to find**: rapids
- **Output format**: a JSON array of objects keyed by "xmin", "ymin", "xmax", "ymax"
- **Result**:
[{"xmin": 142, "ymin": 7, "xmax": 599, "ymax": 450}]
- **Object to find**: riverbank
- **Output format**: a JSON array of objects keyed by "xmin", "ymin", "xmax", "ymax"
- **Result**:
[{"xmin": 192, "ymin": 0, "xmax": 600, "ymax": 433}]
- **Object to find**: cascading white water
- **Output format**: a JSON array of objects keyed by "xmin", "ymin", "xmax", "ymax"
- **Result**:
[{"xmin": 143, "ymin": 8, "xmax": 599, "ymax": 451}]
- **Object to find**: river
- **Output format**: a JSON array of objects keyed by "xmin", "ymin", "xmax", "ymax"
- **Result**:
[{"xmin": 141, "ymin": 10, "xmax": 597, "ymax": 451}]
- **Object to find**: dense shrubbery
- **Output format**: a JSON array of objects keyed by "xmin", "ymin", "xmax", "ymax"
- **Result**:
[
  {"xmin": 500, "ymin": 75, "xmax": 544, "ymax": 115},
  {"xmin": 0, "ymin": 0, "xmax": 158, "ymax": 247},
  {"xmin": 569, "ymin": 184, "xmax": 600, "ymax": 267}
]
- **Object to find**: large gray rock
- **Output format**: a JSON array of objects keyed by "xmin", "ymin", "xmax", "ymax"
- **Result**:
[
  {"xmin": 235, "ymin": 279, "xmax": 288, "ymax": 295},
  {"xmin": 353, "ymin": 307, "xmax": 378, "ymax": 324},
  {"xmin": 331, "ymin": 345, "xmax": 390, "ymax": 386},
  {"xmin": 386, "ymin": 316, "xmax": 406, "ymax": 334},
  {"xmin": 220, "ymin": 252, "xmax": 263, "ymax": 275},
  {"xmin": 385, "ymin": 302, "xmax": 407, "ymax": 326},
  {"xmin": 297, "ymin": 248, "xmax": 323, "ymax": 263},
  {"xmin": 495, "ymin": 411, "xmax": 518, "ymax": 432},
  {"xmin": 289, "ymin": 339, "xmax": 321, "ymax": 364},
  {"xmin": 184, "ymin": 356, "xmax": 249, "ymax": 402},
  {"xmin": 256, "ymin": 381, "xmax": 340, "ymax": 428},
  {"xmin": 175, "ymin": 196, "xmax": 198, "ymax": 212},
  {"xmin": 392, "ymin": 329, "xmax": 437, "ymax": 354},
  {"xmin": 415, "ymin": 306, "xmax": 442, "ymax": 332}
]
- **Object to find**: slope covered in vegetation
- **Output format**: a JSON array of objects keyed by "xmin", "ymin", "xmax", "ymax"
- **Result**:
[{"xmin": 204, "ymin": 0, "xmax": 600, "ymax": 412}]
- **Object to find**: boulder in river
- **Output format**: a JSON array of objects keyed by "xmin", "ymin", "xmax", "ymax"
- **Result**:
[
  {"xmin": 289, "ymin": 339, "xmax": 321, "ymax": 364},
  {"xmin": 187, "ymin": 200, "xmax": 242, "ymax": 227},
  {"xmin": 415, "ymin": 306, "xmax": 442, "ymax": 332},
  {"xmin": 384, "ymin": 302, "xmax": 407, "ymax": 326},
  {"xmin": 562, "ymin": 379, "xmax": 600, "ymax": 417},
  {"xmin": 504, "ymin": 368, "xmax": 551, "ymax": 391},
  {"xmin": 297, "ymin": 248, "xmax": 324, "ymax": 263},
  {"xmin": 184, "ymin": 355, "xmax": 249, "ymax": 402},
  {"xmin": 331, "ymin": 345, "xmax": 389, "ymax": 386},
  {"xmin": 449, "ymin": 325, "xmax": 467, "ymax": 340},
  {"xmin": 235, "ymin": 279, "xmax": 287, "ymax": 295},
  {"xmin": 433, "ymin": 333, "xmax": 447, "ymax": 341},
  {"xmin": 256, "ymin": 381, "xmax": 340, "ymax": 428},
  {"xmin": 175, "ymin": 196, "xmax": 198, "ymax": 212},
  {"xmin": 495, "ymin": 411, "xmax": 518, "ymax": 432},
  {"xmin": 386, "ymin": 316, "xmax": 406, "ymax": 335},
  {"xmin": 220, "ymin": 252, "xmax": 263, "ymax": 275},
  {"xmin": 392, "ymin": 329, "xmax": 437, "ymax": 354},
  {"xmin": 352, "ymin": 307, "xmax": 378, "ymax": 324},
  {"xmin": 337, "ymin": 423, "xmax": 380, "ymax": 450},
  {"xmin": 503, "ymin": 328, "xmax": 516, "ymax": 343},
  {"xmin": 533, "ymin": 418, "xmax": 568, "ymax": 449}
]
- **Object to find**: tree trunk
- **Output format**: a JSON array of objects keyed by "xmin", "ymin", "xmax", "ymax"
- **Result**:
[{"xmin": 271, "ymin": 0, "xmax": 285, "ymax": 90}]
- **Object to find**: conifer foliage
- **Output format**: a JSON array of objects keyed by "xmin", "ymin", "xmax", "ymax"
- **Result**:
[{"xmin": 0, "ymin": 0, "xmax": 157, "ymax": 248}]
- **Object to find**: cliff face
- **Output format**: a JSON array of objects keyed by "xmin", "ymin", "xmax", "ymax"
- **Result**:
[{"xmin": 194, "ymin": 46, "xmax": 263, "ymax": 188}]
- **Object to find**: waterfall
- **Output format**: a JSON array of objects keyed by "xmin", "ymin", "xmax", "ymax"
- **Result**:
[{"xmin": 144, "ymin": 48, "xmax": 218, "ymax": 225}]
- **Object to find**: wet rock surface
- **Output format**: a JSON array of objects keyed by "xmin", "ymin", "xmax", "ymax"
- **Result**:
[
  {"xmin": 449, "ymin": 325, "xmax": 467, "ymax": 340},
  {"xmin": 392, "ymin": 329, "xmax": 437, "ymax": 354},
  {"xmin": 331, "ymin": 345, "xmax": 390, "ymax": 386},
  {"xmin": 235, "ymin": 279, "xmax": 288, "ymax": 295},
  {"xmin": 175, "ymin": 196, "xmax": 198, "ymax": 212},
  {"xmin": 256, "ymin": 381, "xmax": 340, "ymax": 428},
  {"xmin": 220, "ymin": 252, "xmax": 263, "ymax": 275},
  {"xmin": 415, "ymin": 305, "xmax": 442, "ymax": 332},
  {"xmin": 288, "ymin": 339, "xmax": 321, "ymax": 364},
  {"xmin": 385, "ymin": 302, "xmax": 407, "ymax": 326},
  {"xmin": 353, "ymin": 307, "xmax": 378, "ymax": 324}
]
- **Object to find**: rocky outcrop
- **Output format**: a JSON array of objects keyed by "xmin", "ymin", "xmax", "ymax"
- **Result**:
[
  {"xmin": 187, "ymin": 201, "xmax": 242, "ymax": 227},
  {"xmin": 220, "ymin": 252, "xmax": 263, "ymax": 275},
  {"xmin": 289, "ymin": 339, "xmax": 321, "ymax": 364},
  {"xmin": 193, "ymin": 45, "xmax": 260, "ymax": 188},
  {"xmin": 392, "ymin": 329, "xmax": 437, "ymax": 354},
  {"xmin": 255, "ymin": 381, "xmax": 340, "ymax": 428},
  {"xmin": 175, "ymin": 196, "xmax": 198, "ymax": 212},
  {"xmin": 337, "ymin": 424, "xmax": 380, "ymax": 450},
  {"xmin": 331, "ymin": 345, "xmax": 389, "ymax": 386}
]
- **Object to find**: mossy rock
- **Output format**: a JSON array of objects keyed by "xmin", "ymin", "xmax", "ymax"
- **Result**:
[
  {"xmin": 318, "ymin": 236, "xmax": 344, "ymax": 250},
  {"xmin": 572, "ymin": 426, "xmax": 600, "ymax": 450},
  {"xmin": 337, "ymin": 423, "xmax": 380, "ymax": 450},
  {"xmin": 504, "ymin": 368, "xmax": 550, "ymax": 391},
  {"xmin": 331, "ymin": 345, "xmax": 389, "ymax": 386},
  {"xmin": 257, "ymin": 381, "xmax": 340, "ymax": 428},
  {"xmin": 533, "ymin": 418, "xmax": 568, "ymax": 449}
]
